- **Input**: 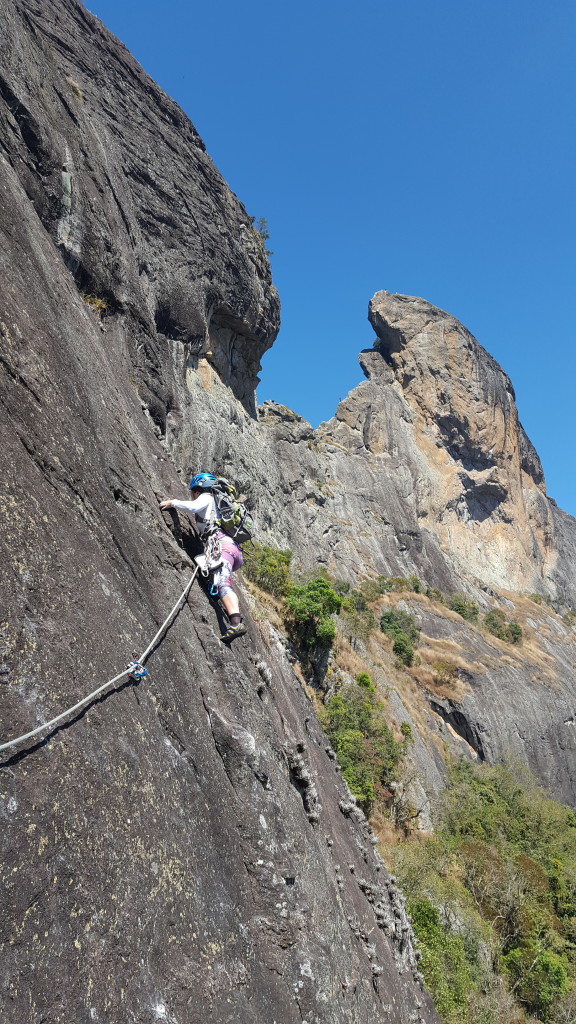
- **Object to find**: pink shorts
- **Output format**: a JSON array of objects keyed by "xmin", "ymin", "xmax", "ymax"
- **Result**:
[
  {"xmin": 213, "ymin": 532, "xmax": 243, "ymax": 598},
  {"xmin": 218, "ymin": 532, "xmax": 243, "ymax": 571}
]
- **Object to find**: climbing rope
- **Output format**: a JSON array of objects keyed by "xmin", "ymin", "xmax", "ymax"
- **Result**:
[{"xmin": 0, "ymin": 567, "xmax": 199, "ymax": 755}]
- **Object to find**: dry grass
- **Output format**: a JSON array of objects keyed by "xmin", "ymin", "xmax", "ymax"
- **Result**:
[
  {"xmin": 370, "ymin": 812, "xmax": 404, "ymax": 858},
  {"xmin": 365, "ymin": 630, "xmax": 443, "ymax": 739},
  {"xmin": 410, "ymin": 665, "xmax": 470, "ymax": 701},
  {"xmin": 414, "ymin": 636, "xmax": 485, "ymax": 699},
  {"xmin": 242, "ymin": 577, "xmax": 285, "ymax": 636},
  {"xmin": 65, "ymin": 75, "xmax": 83, "ymax": 100},
  {"xmin": 330, "ymin": 634, "xmax": 371, "ymax": 680},
  {"xmin": 330, "ymin": 635, "xmax": 414, "ymax": 744},
  {"xmin": 382, "ymin": 586, "xmax": 569, "ymax": 682}
]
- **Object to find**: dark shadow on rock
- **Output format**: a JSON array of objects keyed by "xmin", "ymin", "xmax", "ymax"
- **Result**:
[
  {"xmin": 428, "ymin": 699, "xmax": 486, "ymax": 760},
  {"xmin": 197, "ymin": 577, "xmax": 230, "ymax": 637}
]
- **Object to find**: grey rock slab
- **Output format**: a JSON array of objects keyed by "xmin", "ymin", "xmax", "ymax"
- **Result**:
[{"xmin": 0, "ymin": 0, "xmax": 439, "ymax": 1021}]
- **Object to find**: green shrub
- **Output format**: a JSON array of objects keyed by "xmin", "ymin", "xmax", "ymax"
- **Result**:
[
  {"xmin": 409, "ymin": 897, "xmax": 473, "ymax": 1023},
  {"xmin": 501, "ymin": 945, "xmax": 569, "ymax": 1020},
  {"xmin": 393, "ymin": 760, "xmax": 576, "ymax": 1024},
  {"xmin": 529, "ymin": 593, "xmax": 543, "ymax": 604},
  {"xmin": 332, "ymin": 728, "xmax": 376, "ymax": 813},
  {"xmin": 448, "ymin": 594, "xmax": 479, "ymax": 622},
  {"xmin": 393, "ymin": 632, "xmax": 415, "ymax": 666},
  {"xmin": 380, "ymin": 608, "xmax": 420, "ymax": 644},
  {"xmin": 483, "ymin": 609, "xmax": 509, "ymax": 641},
  {"xmin": 356, "ymin": 672, "xmax": 374, "ymax": 690},
  {"xmin": 322, "ymin": 682, "xmax": 405, "ymax": 815},
  {"xmin": 507, "ymin": 622, "xmax": 523, "ymax": 644},
  {"xmin": 483, "ymin": 609, "xmax": 523, "ymax": 645},
  {"xmin": 426, "ymin": 587, "xmax": 445, "ymax": 603},
  {"xmin": 285, "ymin": 575, "xmax": 342, "ymax": 650},
  {"xmin": 243, "ymin": 541, "xmax": 292, "ymax": 597},
  {"xmin": 314, "ymin": 617, "xmax": 337, "ymax": 646},
  {"xmin": 249, "ymin": 215, "xmax": 273, "ymax": 255},
  {"xmin": 380, "ymin": 608, "xmax": 420, "ymax": 667}
]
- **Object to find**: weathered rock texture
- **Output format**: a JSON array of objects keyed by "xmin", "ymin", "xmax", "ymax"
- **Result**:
[
  {"xmin": 369, "ymin": 292, "xmax": 568, "ymax": 600},
  {"xmin": 0, "ymin": 0, "xmax": 437, "ymax": 1021},
  {"xmin": 0, "ymin": 0, "xmax": 278, "ymax": 417},
  {"xmin": 1, "ymin": 0, "xmax": 576, "ymax": 1019},
  {"xmin": 241, "ymin": 307, "xmax": 576, "ymax": 805}
]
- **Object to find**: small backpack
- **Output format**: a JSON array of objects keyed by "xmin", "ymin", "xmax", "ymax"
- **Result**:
[{"xmin": 212, "ymin": 477, "xmax": 254, "ymax": 545}]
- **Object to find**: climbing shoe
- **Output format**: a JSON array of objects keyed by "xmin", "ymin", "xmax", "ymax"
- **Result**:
[{"xmin": 220, "ymin": 623, "xmax": 247, "ymax": 643}]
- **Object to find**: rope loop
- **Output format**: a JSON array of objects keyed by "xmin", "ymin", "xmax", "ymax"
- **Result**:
[{"xmin": 0, "ymin": 567, "xmax": 199, "ymax": 755}]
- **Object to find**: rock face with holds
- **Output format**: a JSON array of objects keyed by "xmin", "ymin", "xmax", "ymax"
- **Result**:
[
  {"xmin": 1, "ymin": 0, "xmax": 576, "ymax": 1020},
  {"xmin": 0, "ymin": 0, "xmax": 438, "ymax": 1021}
]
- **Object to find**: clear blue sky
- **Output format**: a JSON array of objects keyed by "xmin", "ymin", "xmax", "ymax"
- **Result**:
[{"xmin": 86, "ymin": 0, "xmax": 575, "ymax": 515}]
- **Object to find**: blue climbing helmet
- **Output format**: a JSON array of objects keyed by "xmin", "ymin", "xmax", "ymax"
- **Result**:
[
  {"xmin": 189, "ymin": 472, "xmax": 216, "ymax": 491},
  {"xmin": 189, "ymin": 473, "xmax": 255, "ymax": 543}
]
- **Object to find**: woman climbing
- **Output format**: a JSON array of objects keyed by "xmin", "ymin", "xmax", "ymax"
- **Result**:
[{"xmin": 159, "ymin": 473, "xmax": 247, "ymax": 643}]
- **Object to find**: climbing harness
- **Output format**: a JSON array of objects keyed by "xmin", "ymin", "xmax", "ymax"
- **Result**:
[{"xmin": 0, "ymin": 566, "xmax": 199, "ymax": 756}]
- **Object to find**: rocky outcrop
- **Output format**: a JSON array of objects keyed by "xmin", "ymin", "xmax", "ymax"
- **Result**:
[
  {"xmin": 367, "ymin": 291, "xmax": 566, "ymax": 601},
  {"xmin": 0, "ymin": 0, "xmax": 437, "ymax": 1021},
  {"xmin": 395, "ymin": 596, "xmax": 576, "ymax": 807},
  {"xmin": 2, "ymin": 0, "xmax": 576, "ymax": 1018},
  {"xmin": 241, "ymin": 299, "xmax": 576, "ymax": 805},
  {"xmin": 0, "ymin": 0, "xmax": 278, "ymax": 416},
  {"xmin": 248, "ymin": 291, "xmax": 565, "ymax": 601},
  {"xmin": 197, "ymin": 292, "xmax": 575, "ymax": 607}
]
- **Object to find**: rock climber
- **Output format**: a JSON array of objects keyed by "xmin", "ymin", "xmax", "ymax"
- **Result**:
[{"xmin": 159, "ymin": 473, "xmax": 247, "ymax": 643}]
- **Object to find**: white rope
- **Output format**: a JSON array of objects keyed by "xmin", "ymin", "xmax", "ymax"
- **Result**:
[{"xmin": 0, "ymin": 568, "xmax": 199, "ymax": 755}]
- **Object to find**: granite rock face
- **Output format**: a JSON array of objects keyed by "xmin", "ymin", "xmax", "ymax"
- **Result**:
[
  {"xmin": 184, "ymin": 293, "xmax": 575, "ymax": 608},
  {"xmin": 368, "ymin": 291, "xmax": 564, "ymax": 600},
  {"xmin": 239, "ymin": 300, "xmax": 576, "ymax": 805},
  {"xmin": 2, "ymin": 0, "xmax": 576, "ymax": 1019},
  {"xmin": 0, "ymin": 0, "xmax": 278, "ymax": 416},
  {"xmin": 0, "ymin": 0, "xmax": 437, "ymax": 1021}
]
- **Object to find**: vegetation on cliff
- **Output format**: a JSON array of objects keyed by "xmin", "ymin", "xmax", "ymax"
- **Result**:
[
  {"xmin": 243, "ymin": 542, "xmax": 343, "ymax": 652},
  {"xmin": 242, "ymin": 540, "xmax": 292, "ymax": 597},
  {"xmin": 244, "ymin": 544, "xmax": 576, "ymax": 1024},
  {"xmin": 380, "ymin": 607, "xmax": 421, "ymax": 666},
  {"xmin": 393, "ymin": 760, "xmax": 576, "ymax": 1024},
  {"xmin": 285, "ymin": 576, "xmax": 342, "ymax": 649},
  {"xmin": 320, "ymin": 675, "xmax": 410, "ymax": 815}
]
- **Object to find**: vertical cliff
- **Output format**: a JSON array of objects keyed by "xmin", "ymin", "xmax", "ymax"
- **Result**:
[
  {"xmin": 2, "ymin": 0, "xmax": 576, "ymax": 1020},
  {"xmin": 368, "ymin": 292, "xmax": 560, "ymax": 597},
  {"xmin": 0, "ymin": 0, "xmax": 439, "ymax": 1021}
]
